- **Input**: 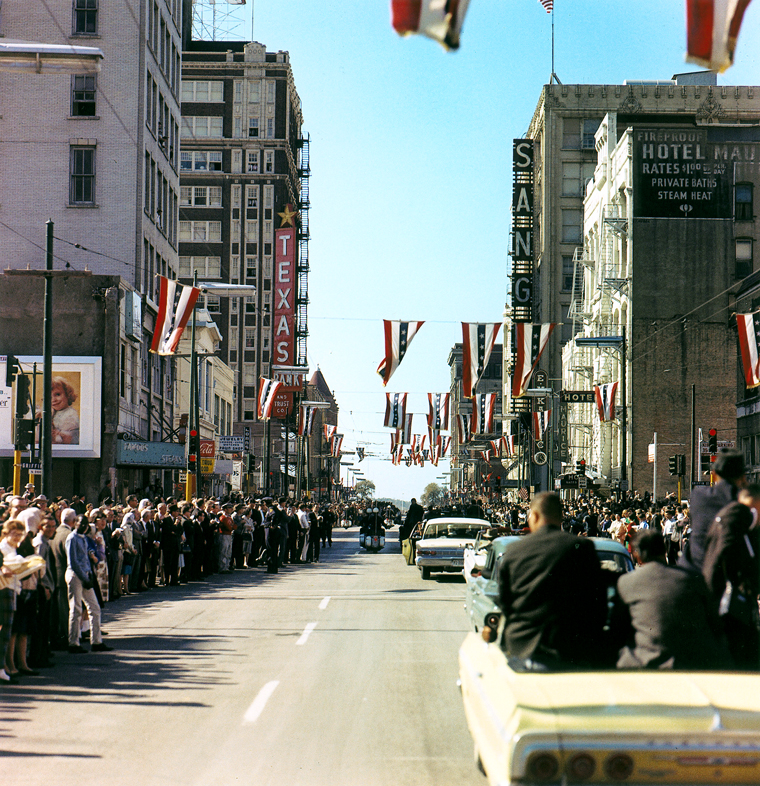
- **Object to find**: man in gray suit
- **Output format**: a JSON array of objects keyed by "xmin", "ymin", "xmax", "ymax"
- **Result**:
[
  {"xmin": 617, "ymin": 529, "xmax": 731, "ymax": 670},
  {"xmin": 50, "ymin": 508, "xmax": 77, "ymax": 649}
]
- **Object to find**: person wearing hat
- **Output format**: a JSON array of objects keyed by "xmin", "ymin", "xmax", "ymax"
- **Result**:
[{"xmin": 680, "ymin": 450, "xmax": 747, "ymax": 574}]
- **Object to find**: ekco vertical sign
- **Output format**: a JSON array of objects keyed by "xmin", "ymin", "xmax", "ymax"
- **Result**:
[{"xmin": 512, "ymin": 139, "xmax": 534, "ymax": 323}]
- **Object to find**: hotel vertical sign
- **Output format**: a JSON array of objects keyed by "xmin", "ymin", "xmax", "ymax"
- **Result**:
[{"xmin": 512, "ymin": 139, "xmax": 534, "ymax": 323}]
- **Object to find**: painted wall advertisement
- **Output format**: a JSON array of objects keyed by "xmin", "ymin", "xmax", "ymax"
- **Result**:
[
  {"xmin": 0, "ymin": 356, "xmax": 102, "ymax": 458},
  {"xmin": 632, "ymin": 126, "xmax": 760, "ymax": 219}
]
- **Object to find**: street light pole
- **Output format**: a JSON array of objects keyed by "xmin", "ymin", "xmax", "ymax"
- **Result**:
[{"xmin": 41, "ymin": 220, "xmax": 54, "ymax": 499}]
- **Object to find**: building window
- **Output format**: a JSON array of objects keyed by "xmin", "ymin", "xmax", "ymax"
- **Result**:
[
  {"xmin": 205, "ymin": 295, "xmax": 221, "ymax": 313},
  {"xmin": 181, "ymin": 81, "xmax": 224, "ymax": 102},
  {"xmin": 266, "ymin": 117, "xmax": 275, "ymax": 138},
  {"xmin": 246, "ymin": 256, "xmax": 257, "ymax": 279},
  {"xmin": 181, "ymin": 116, "xmax": 223, "ymax": 138},
  {"xmin": 264, "ymin": 150, "xmax": 274, "ymax": 173},
  {"xmin": 234, "ymin": 80, "xmax": 243, "ymax": 103},
  {"xmin": 266, "ymin": 80, "xmax": 275, "ymax": 102},
  {"xmin": 178, "ymin": 221, "xmax": 222, "ymax": 242},
  {"xmin": 180, "ymin": 151, "xmax": 222, "ymax": 172},
  {"xmin": 582, "ymin": 119, "xmax": 601, "ymax": 149},
  {"xmin": 73, "ymin": 0, "xmax": 98, "ymax": 35},
  {"xmin": 247, "ymin": 151, "xmax": 259, "ymax": 172},
  {"xmin": 248, "ymin": 81, "xmax": 260, "ymax": 103},
  {"xmin": 561, "ymin": 255, "xmax": 574, "ymax": 292},
  {"xmin": 70, "ymin": 145, "xmax": 95, "ymax": 204},
  {"xmin": 736, "ymin": 183, "xmax": 754, "ymax": 221},
  {"xmin": 736, "ymin": 239, "xmax": 753, "ymax": 279},
  {"xmin": 561, "ymin": 209, "xmax": 582, "ymax": 244},
  {"xmin": 248, "ymin": 117, "xmax": 259, "ymax": 138},
  {"xmin": 180, "ymin": 186, "xmax": 222, "ymax": 207},
  {"xmin": 245, "ymin": 296, "xmax": 256, "ymax": 313},
  {"xmin": 71, "ymin": 74, "xmax": 96, "ymax": 116},
  {"xmin": 179, "ymin": 256, "xmax": 222, "ymax": 278},
  {"xmin": 245, "ymin": 329, "xmax": 256, "ymax": 348}
]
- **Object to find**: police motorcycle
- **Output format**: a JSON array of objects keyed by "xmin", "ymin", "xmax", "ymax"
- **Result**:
[{"xmin": 359, "ymin": 506, "xmax": 386, "ymax": 552}]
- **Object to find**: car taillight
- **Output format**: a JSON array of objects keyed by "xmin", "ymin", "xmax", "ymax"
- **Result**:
[
  {"xmin": 567, "ymin": 753, "xmax": 596, "ymax": 781},
  {"xmin": 527, "ymin": 753, "xmax": 559, "ymax": 782},
  {"xmin": 605, "ymin": 753, "xmax": 634, "ymax": 781},
  {"xmin": 418, "ymin": 549, "xmax": 435, "ymax": 556},
  {"xmin": 484, "ymin": 612, "xmax": 501, "ymax": 629}
]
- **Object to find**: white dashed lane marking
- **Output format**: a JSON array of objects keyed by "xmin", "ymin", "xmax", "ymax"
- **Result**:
[
  {"xmin": 296, "ymin": 622, "xmax": 317, "ymax": 645},
  {"xmin": 319, "ymin": 596, "xmax": 330, "ymax": 610},
  {"xmin": 243, "ymin": 680, "xmax": 279, "ymax": 724}
]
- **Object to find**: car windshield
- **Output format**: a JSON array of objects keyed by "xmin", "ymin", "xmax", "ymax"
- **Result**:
[
  {"xmin": 423, "ymin": 522, "xmax": 483, "ymax": 539},
  {"xmin": 596, "ymin": 548, "xmax": 634, "ymax": 573}
]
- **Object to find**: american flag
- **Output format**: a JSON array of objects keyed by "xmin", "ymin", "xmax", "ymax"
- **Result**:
[
  {"xmin": 737, "ymin": 312, "xmax": 760, "ymax": 388},
  {"xmin": 384, "ymin": 392, "xmax": 408, "ymax": 429},
  {"xmin": 686, "ymin": 0, "xmax": 753, "ymax": 72},
  {"xmin": 462, "ymin": 322, "xmax": 501, "ymax": 398},
  {"xmin": 377, "ymin": 320, "xmax": 424, "ymax": 386},
  {"xmin": 594, "ymin": 383, "xmax": 618, "ymax": 423},
  {"xmin": 518, "ymin": 487, "xmax": 530, "ymax": 501},
  {"xmin": 390, "ymin": 0, "xmax": 472, "ymax": 51},
  {"xmin": 150, "ymin": 276, "xmax": 200, "ymax": 356},
  {"xmin": 427, "ymin": 392, "xmax": 450, "ymax": 430},
  {"xmin": 457, "ymin": 413, "xmax": 472, "ymax": 444},
  {"xmin": 324, "ymin": 424, "xmax": 337, "ymax": 442},
  {"xmin": 538, "ymin": 0, "xmax": 553, "ymax": 12},
  {"xmin": 257, "ymin": 378, "xmax": 283, "ymax": 420},
  {"xmin": 533, "ymin": 409, "xmax": 552, "ymax": 439},
  {"xmin": 472, "ymin": 393, "xmax": 497, "ymax": 434},
  {"xmin": 512, "ymin": 323, "xmax": 555, "ymax": 398}
]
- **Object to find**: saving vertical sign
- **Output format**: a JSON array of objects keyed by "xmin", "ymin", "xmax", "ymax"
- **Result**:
[
  {"xmin": 274, "ymin": 219, "xmax": 296, "ymax": 366},
  {"xmin": 512, "ymin": 139, "xmax": 534, "ymax": 323}
]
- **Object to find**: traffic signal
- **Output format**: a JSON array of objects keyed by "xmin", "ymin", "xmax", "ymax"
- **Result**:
[
  {"xmin": 187, "ymin": 427, "xmax": 199, "ymax": 471},
  {"xmin": 15, "ymin": 373, "xmax": 29, "ymax": 414},
  {"xmin": 708, "ymin": 428, "xmax": 718, "ymax": 453},
  {"xmin": 178, "ymin": 413, "xmax": 188, "ymax": 444},
  {"xmin": 14, "ymin": 418, "xmax": 35, "ymax": 450},
  {"xmin": 668, "ymin": 456, "xmax": 678, "ymax": 476},
  {"xmin": 677, "ymin": 454, "xmax": 686, "ymax": 476},
  {"xmin": 575, "ymin": 459, "xmax": 586, "ymax": 473},
  {"xmin": 5, "ymin": 354, "xmax": 20, "ymax": 388}
]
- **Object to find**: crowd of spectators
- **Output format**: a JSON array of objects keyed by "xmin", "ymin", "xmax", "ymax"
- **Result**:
[{"xmin": 0, "ymin": 485, "xmax": 342, "ymax": 684}]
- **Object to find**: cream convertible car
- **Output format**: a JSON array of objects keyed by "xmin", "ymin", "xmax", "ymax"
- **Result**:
[
  {"xmin": 459, "ymin": 632, "xmax": 760, "ymax": 786},
  {"xmin": 415, "ymin": 517, "xmax": 488, "ymax": 580}
]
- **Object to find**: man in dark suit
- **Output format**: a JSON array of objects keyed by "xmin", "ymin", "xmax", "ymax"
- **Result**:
[
  {"xmin": 497, "ymin": 492, "xmax": 606, "ymax": 670},
  {"xmin": 617, "ymin": 529, "xmax": 731, "ymax": 670},
  {"xmin": 701, "ymin": 486, "xmax": 760, "ymax": 669},
  {"xmin": 680, "ymin": 450, "xmax": 746, "ymax": 573}
]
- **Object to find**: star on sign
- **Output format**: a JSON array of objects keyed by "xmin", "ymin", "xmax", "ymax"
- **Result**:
[{"xmin": 278, "ymin": 204, "xmax": 298, "ymax": 227}]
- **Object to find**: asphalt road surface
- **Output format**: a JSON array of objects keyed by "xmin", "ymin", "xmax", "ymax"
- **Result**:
[{"xmin": 1, "ymin": 530, "xmax": 484, "ymax": 786}]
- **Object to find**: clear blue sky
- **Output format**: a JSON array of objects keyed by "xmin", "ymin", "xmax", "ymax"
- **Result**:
[{"xmin": 226, "ymin": 0, "xmax": 760, "ymax": 501}]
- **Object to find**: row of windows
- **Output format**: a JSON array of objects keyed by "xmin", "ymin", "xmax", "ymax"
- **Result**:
[
  {"xmin": 144, "ymin": 152, "xmax": 178, "ymax": 244},
  {"xmin": 147, "ymin": 72, "xmax": 179, "ymax": 169},
  {"xmin": 180, "ymin": 150, "xmax": 222, "ymax": 172},
  {"xmin": 180, "ymin": 185, "xmax": 222, "ymax": 207},
  {"xmin": 179, "ymin": 255, "xmax": 221, "ymax": 278},
  {"xmin": 180, "ymin": 116, "xmax": 278, "ymax": 140},
  {"xmin": 182, "ymin": 80, "xmax": 224, "ymax": 103},
  {"xmin": 233, "ymin": 79, "xmax": 276, "ymax": 104},
  {"xmin": 179, "ymin": 220, "xmax": 222, "ymax": 242},
  {"xmin": 143, "ymin": 240, "xmax": 175, "ymax": 306},
  {"xmin": 147, "ymin": 0, "xmax": 180, "ymax": 98}
]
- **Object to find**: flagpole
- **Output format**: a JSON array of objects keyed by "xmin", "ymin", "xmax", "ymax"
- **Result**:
[
  {"xmin": 549, "ymin": 4, "xmax": 560, "ymax": 84},
  {"xmin": 185, "ymin": 271, "xmax": 198, "ymax": 502}
]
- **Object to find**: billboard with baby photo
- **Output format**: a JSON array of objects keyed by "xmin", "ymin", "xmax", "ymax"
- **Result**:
[{"xmin": 0, "ymin": 356, "xmax": 101, "ymax": 458}]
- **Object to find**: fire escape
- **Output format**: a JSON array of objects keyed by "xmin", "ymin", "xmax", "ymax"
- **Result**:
[{"xmin": 296, "ymin": 135, "xmax": 310, "ymax": 367}]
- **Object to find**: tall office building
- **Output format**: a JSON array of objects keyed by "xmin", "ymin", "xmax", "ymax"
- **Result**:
[
  {"xmin": 507, "ymin": 74, "xmax": 760, "ymax": 496},
  {"xmin": 180, "ymin": 32, "xmax": 309, "ymax": 491},
  {"xmin": 0, "ymin": 1, "xmax": 183, "ymax": 497}
]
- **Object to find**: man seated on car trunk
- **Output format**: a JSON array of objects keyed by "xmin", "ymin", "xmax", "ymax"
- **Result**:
[{"xmin": 497, "ymin": 492, "xmax": 607, "ymax": 671}]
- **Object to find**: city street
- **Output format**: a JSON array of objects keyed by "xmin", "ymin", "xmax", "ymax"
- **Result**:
[{"xmin": 1, "ymin": 530, "xmax": 483, "ymax": 786}]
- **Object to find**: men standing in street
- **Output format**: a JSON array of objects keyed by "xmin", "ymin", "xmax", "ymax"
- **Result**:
[
  {"xmin": 680, "ymin": 450, "xmax": 746, "ymax": 573},
  {"xmin": 400, "ymin": 497, "xmax": 423, "ymax": 545},
  {"xmin": 50, "ymin": 508, "xmax": 76, "ymax": 649},
  {"xmin": 218, "ymin": 503, "xmax": 235, "ymax": 573},
  {"xmin": 497, "ymin": 492, "xmax": 606, "ymax": 670}
]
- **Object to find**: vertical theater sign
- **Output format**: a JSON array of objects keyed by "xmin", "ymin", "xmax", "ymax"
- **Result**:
[{"xmin": 272, "ymin": 205, "xmax": 298, "ymax": 419}]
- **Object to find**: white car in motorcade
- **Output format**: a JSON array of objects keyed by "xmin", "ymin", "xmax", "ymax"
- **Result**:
[{"xmin": 415, "ymin": 517, "xmax": 488, "ymax": 580}]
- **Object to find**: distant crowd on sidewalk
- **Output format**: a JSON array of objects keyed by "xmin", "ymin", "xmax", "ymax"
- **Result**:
[{"xmin": 0, "ymin": 486, "xmax": 342, "ymax": 684}]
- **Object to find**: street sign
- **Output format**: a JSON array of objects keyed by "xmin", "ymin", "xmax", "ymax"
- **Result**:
[
  {"xmin": 19, "ymin": 462, "xmax": 41, "ymax": 471},
  {"xmin": 244, "ymin": 426, "xmax": 251, "ymax": 452},
  {"xmin": 218, "ymin": 435, "xmax": 244, "ymax": 452}
]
